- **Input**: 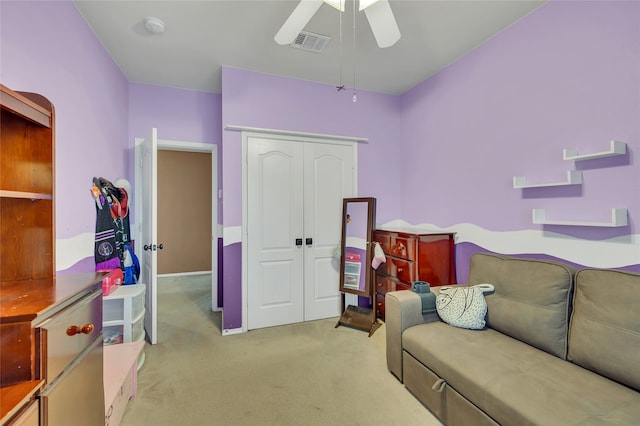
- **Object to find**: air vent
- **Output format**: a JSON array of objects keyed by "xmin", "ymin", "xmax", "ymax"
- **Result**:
[{"xmin": 290, "ymin": 31, "xmax": 331, "ymax": 53}]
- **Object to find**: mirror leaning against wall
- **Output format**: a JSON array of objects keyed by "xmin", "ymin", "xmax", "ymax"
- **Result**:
[{"xmin": 336, "ymin": 197, "xmax": 380, "ymax": 336}]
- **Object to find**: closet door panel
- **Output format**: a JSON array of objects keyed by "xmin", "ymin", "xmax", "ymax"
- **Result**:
[
  {"xmin": 247, "ymin": 137, "xmax": 304, "ymax": 329},
  {"xmin": 303, "ymin": 142, "xmax": 354, "ymax": 321}
]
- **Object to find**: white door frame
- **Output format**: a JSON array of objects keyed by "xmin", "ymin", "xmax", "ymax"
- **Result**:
[
  {"xmin": 135, "ymin": 138, "xmax": 219, "ymax": 315},
  {"xmin": 240, "ymin": 130, "xmax": 359, "ymax": 333}
]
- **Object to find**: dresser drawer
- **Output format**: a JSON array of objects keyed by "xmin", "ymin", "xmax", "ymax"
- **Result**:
[
  {"xmin": 376, "ymin": 233, "xmax": 417, "ymax": 261},
  {"xmin": 38, "ymin": 290, "xmax": 102, "ymax": 383},
  {"xmin": 377, "ymin": 257, "xmax": 416, "ymax": 284},
  {"xmin": 39, "ymin": 336, "xmax": 104, "ymax": 426},
  {"xmin": 376, "ymin": 275, "xmax": 411, "ymax": 295}
]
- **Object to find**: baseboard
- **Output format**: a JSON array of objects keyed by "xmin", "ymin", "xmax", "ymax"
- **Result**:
[
  {"xmin": 222, "ymin": 327, "xmax": 244, "ymax": 336},
  {"xmin": 158, "ymin": 271, "xmax": 212, "ymax": 278}
]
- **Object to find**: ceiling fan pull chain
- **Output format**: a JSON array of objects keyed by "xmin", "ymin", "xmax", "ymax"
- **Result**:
[
  {"xmin": 352, "ymin": 0, "xmax": 357, "ymax": 102},
  {"xmin": 339, "ymin": 0, "xmax": 343, "ymax": 88}
]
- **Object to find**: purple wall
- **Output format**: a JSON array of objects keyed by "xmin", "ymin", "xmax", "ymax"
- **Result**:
[
  {"xmin": 1, "ymin": 1, "xmax": 129, "ymax": 272},
  {"xmin": 128, "ymin": 82, "xmax": 222, "ymax": 220},
  {"xmin": 222, "ymin": 67, "xmax": 403, "ymax": 225},
  {"xmin": 400, "ymin": 1, "xmax": 640, "ymax": 277},
  {"xmin": 129, "ymin": 83, "xmax": 221, "ymax": 146},
  {"xmin": 221, "ymin": 67, "xmax": 402, "ymax": 330},
  {"xmin": 129, "ymin": 83, "xmax": 223, "ymax": 304}
]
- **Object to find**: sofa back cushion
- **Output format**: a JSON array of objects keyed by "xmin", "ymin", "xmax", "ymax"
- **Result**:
[
  {"xmin": 568, "ymin": 268, "xmax": 640, "ymax": 391},
  {"xmin": 467, "ymin": 253, "xmax": 575, "ymax": 359}
]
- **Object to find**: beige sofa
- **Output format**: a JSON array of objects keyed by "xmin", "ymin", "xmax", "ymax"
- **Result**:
[{"xmin": 386, "ymin": 253, "xmax": 640, "ymax": 425}]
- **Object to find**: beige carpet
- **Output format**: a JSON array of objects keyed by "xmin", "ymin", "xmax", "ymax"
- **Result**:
[{"xmin": 121, "ymin": 275, "xmax": 441, "ymax": 426}]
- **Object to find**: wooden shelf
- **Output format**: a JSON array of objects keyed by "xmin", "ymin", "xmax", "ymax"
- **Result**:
[
  {"xmin": 0, "ymin": 84, "xmax": 51, "ymax": 128},
  {"xmin": 532, "ymin": 208, "xmax": 628, "ymax": 227},
  {"xmin": 0, "ymin": 380, "xmax": 44, "ymax": 424},
  {"xmin": 0, "ymin": 190, "xmax": 53, "ymax": 200},
  {"xmin": 513, "ymin": 170, "xmax": 582, "ymax": 189},
  {"xmin": 563, "ymin": 140, "xmax": 626, "ymax": 161}
]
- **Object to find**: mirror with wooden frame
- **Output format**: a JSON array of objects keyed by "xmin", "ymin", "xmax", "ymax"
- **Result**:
[
  {"xmin": 339, "ymin": 197, "xmax": 376, "ymax": 296},
  {"xmin": 336, "ymin": 197, "xmax": 380, "ymax": 336}
]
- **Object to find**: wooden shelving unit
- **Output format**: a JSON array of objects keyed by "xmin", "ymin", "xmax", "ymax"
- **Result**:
[
  {"xmin": 0, "ymin": 84, "xmax": 55, "ymax": 283},
  {"xmin": 1, "ymin": 83, "xmax": 55, "ymax": 425}
]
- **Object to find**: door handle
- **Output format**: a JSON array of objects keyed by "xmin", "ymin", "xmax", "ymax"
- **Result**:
[
  {"xmin": 296, "ymin": 238, "xmax": 303, "ymax": 246},
  {"xmin": 306, "ymin": 238, "xmax": 313, "ymax": 246}
]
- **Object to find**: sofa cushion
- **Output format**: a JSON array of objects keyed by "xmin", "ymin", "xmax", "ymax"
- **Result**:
[
  {"xmin": 403, "ymin": 321, "xmax": 640, "ymax": 425},
  {"xmin": 467, "ymin": 253, "xmax": 575, "ymax": 358},
  {"xmin": 568, "ymin": 268, "xmax": 640, "ymax": 392}
]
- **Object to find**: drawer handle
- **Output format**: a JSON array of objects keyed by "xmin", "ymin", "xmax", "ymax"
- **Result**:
[
  {"xmin": 66, "ymin": 323, "xmax": 94, "ymax": 336},
  {"xmin": 394, "ymin": 243, "xmax": 407, "ymax": 256}
]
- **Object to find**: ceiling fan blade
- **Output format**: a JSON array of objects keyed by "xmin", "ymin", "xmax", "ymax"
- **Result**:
[
  {"xmin": 274, "ymin": 0, "xmax": 324, "ymax": 45},
  {"xmin": 363, "ymin": 0, "xmax": 400, "ymax": 48}
]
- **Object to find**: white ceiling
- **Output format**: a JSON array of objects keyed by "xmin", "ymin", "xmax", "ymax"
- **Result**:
[{"xmin": 74, "ymin": 0, "xmax": 545, "ymax": 95}]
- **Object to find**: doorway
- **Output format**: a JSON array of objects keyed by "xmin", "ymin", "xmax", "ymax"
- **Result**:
[
  {"xmin": 156, "ymin": 140, "xmax": 219, "ymax": 313},
  {"xmin": 157, "ymin": 150, "xmax": 212, "ymax": 275},
  {"xmin": 135, "ymin": 136, "xmax": 218, "ymax": 344}
]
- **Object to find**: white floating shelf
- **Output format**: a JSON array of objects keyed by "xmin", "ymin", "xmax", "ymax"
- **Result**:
[
  {"xmin": 513, "ymin": 170, "xmax": 582, "ymax": 189},
  {"xmin": 532, "ymin": 208, "xmax": 628, "ymax": 227},
  {"xmin": 563, "ymin": 140, "xmax": 626, "ymax": 161}
]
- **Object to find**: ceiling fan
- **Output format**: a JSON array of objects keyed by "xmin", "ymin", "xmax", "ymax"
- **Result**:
[{"xmin": 275, "ymin": 0, "xmax": 401, "ymax": 48}]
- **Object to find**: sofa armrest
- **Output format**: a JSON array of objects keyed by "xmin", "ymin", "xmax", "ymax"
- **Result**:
[{"xmin": 385, "ymin": 290, "xmax": 440, "ymax": 381}]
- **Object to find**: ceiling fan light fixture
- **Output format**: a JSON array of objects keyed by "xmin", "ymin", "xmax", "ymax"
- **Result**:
[
  {"xmin": 276, "ymin": 0, "xmax": 399, "ymax": 48},
  {"xmin": 359, "ymin": 0, "xmax": 380, "ymax": 11},
  {"xmin": 143, "ymin": 17, "xmax": 165, "ymax": 34},
  {"xmin": 324, "ymin": 0, "xmax": 344, "ymax": 12}
]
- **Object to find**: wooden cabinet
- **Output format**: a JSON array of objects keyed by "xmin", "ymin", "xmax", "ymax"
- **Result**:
[
  {"xmin": 374, "ymin": 228, "xmax": 456, "ymax": 320},
  {"xmin": 1, "ymin": 275, "xmax": 107, "ymax": 426},
  {"xmin": 0, "ymin": 85, "xmax": 105, "ymax": 425}
]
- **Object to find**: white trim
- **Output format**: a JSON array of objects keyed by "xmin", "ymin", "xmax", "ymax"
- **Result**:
[
  {"xmin": 158, "ymin": 140, "xmax": 214, "ymax": 152},
  {"xmin": 380, "ymin": 220, "xmax": 640, "ymax": 269},
  {"xmin": 158, "ymin": 271, "xmax": 211, "ymax": 278},
  {"xmin": 226, "ymin": 125, "xmax": 367, "ymax": 143},
  {"xmin": 223, "ymin": 226, "xmax": 242, "ymax": 246},
  {"xmin": 56, "ymin": 232, "xmax": 94, "ymax": 270},
  {"xmin": 222, "ymin": 327, "xmax": 244, "ymax": 336},
  {"xmin": 241, "ymin": 134, "xmax": 249, "ymax": 333}
]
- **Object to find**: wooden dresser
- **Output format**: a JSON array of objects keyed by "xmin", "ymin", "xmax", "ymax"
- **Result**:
[
  {"xmin": 0, "ymin": 275, "xmax": 106, "ymax": 426},
  {"xmin": 1, "ymin": 84, "xmax": 105, "ymax": 425},
  {"xmin": 374, "ymin": 228, "xmax": 456, "ymax": 320}
]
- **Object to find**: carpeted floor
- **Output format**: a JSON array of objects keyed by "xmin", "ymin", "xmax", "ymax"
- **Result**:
[{"xmin": 120, "ymin": 275, "xmax": 441, "ymax": 426}]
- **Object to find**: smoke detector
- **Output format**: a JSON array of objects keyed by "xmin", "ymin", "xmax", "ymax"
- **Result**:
[{"xmin": 144, "ymin": 17, "xmax": 165, "ymax": 34}]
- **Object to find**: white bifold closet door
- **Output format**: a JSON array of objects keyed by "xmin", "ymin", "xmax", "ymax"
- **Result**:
[{"xmin": 247, "ymin": 136, "xmax": 354, "ymax": 330}]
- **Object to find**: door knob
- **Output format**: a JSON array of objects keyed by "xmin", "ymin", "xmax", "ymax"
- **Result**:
[
  {"xmin": 296, "ymin": 238, "xmax": 303, "ymax": 246},
  {"xmin": 306, "ymin": 238, "xmax": 313, "ymax": 245}
]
